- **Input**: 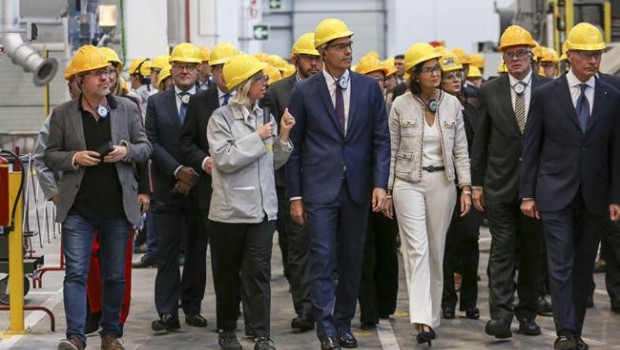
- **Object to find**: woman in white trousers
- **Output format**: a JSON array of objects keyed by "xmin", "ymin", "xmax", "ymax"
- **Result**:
[{"xmin": 384, "ymin": 43, "xmax": 471, "ymax": 346}]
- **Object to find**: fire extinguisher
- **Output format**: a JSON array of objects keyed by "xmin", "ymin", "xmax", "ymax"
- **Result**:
[{"xmin": 0, "ymin": 156, "xmax": 8, "ymax": 227}]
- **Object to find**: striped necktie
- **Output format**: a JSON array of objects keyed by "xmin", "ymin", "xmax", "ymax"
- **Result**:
[{"xmin": 514, "ymin": 91, "xmax": 526, "ymax": 133}]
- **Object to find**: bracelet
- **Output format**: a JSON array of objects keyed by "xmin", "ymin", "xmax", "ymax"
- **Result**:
[{"xmin": 462, "ymin": 190, "xmax": 472, "ymax": 196}]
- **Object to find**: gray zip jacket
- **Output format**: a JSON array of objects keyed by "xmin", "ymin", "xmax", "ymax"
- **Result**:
[
  {"xmin": 388, "ymin": 90, "xmax": 471, "ymax": 189},
  {"xmin": 207, "ymin": 102, "xmax": 293, "ymax": 224}
]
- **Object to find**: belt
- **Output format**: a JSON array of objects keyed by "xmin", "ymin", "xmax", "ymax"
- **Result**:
[{"xmin": 422, "ymin": 165, "xmax": 445, "ymax": 172}]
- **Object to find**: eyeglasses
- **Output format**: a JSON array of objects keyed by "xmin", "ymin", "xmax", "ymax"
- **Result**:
[
  {"xmin": 86, "ymin": 68, "xmax": 114, "ymax": 78},
  {"xmin": 571, "ymin": 50, "xmax": 603, "ymax": 60},
  {"xmin": 371, "ymin": 76, "xmax": 386, "ymax": 83},
  {"xmin": 442, "ymin": 71, "xmax": 463, "ymax": 81},
  {"xmin": 173, "ymin": 64, "xmax": 198, "ymax": 71},
  {"xmin": 420, "ymin": 65, "xmax": 441, "ymax": 74},
  {"xmin": 327, "ymin": 41, "xmax": 353, "ymax": 51},
  {"xmin": 252, "ymin": 75, "xmax": 269, "ymax": 84},
  {"xmin": 502, "ymin": 50, "xmax": 532, "ymax": 60},
  {"xmin": 298, "ymin": 54, "xmax": 321, "ymax": 61}
]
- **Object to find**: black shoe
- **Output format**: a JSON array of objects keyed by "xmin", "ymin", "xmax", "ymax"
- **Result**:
[
  {"xmin": 337, "ymin": 327, "xmax": 357, "ymax": 348},
  {"xmin": 84, "ymin": 310, "xmax": 101, "ymax": 334},
  {"xmin": 441, "ymin": 306, "xmax": 455, "ymax": 319},
  {"xmin": 291, "ymin": 314, "xmax": 314, "ymax": 331},
  {"xmin": 321, "ymin": 336, "xmax": 340, "ymax": 350},
  {"xmin": 537, "ymin": 296, "xmax": 553, "ymax": 316},
  {"xmin": 554, "ymin": 331, "xmax": 576, "ymax": 350},
  {"xmin": 485, "ymin": 318, "xmax": 512, "ymax": 339},
  {"xmin": 518, "ymin": 319, "xmax": 541, "ymax": 336},
  {"xmin": 132, "ymin": 255, "xmax": 157, "ymax": 268},
  {"xmin": 416, "ymin": 325, "xmax": 433, "ymax": 346},
  {"xmin": 185, "ymin": 313, "xmax": 208, "ymax": 327},
  {"xmin": 593, "ymin": 259, "xmax": 606, "ymax": 273},
  {"xmin": 254, "ymin": 337, "xmax": 276, "ymax": 350},
  {"xmin": 151, "ymin": 314, "xmax": 180, "ymax": 332},
  {"xmin": 586, "ymin": 293, "xmax": 594, "ymax": 308},
  {"xmin": 464, "ymin": 307, "xmax": 480, "ymax": 320},
  {"xmin": 360, "ymin": 321, "xmax": 377, "ymax": 330},
  {"xmin": 611, "ymin": 301, "xmax": 620, "ymax": 314},
  {"xmin": 218, "ymin": 331, "xmax": 242, "ymax": 350},
  {"xmin": 576, "ymin": 336, "xmax": 589, "ymax": 350}
]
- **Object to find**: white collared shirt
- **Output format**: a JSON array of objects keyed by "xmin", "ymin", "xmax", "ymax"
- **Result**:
[
  {"xmin": 322, "ymin": 69, "xmax": 351, "ymax": 135},
  {"xmin": 174, "ymin": 85, "xmax": 197, "ymax": 114},
  {"xmin": 566, "ymin": 70, "xmax": 595, "ymax": 115},
  {"xmin": 218, "ymin": 87, "xmax": 236, "ymax": 107},
  {"xmin": 508, "ymin": 70, "xmax": 533, "ymax": 119}
]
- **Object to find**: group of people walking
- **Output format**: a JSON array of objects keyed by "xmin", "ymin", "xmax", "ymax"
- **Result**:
[{"xmin": 33, "ymin": 15, "xmax": 620, "ymax": 350}]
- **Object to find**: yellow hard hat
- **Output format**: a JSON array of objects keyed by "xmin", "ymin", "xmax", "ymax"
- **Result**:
[
  {"xmin": 157, "ymin": 64, "xmax": 172, "ymax": 90},
  {"xmin": 532, "ymin": 42, "xmax": 545, "ymax": 60},
  {"xmin": 255, "ymin": 52, "xmax": 270, "ymax": 63},
  {"xmin": 541, "ymin": 47, "xmax": 560, "ymax": 63},
  {"xmin": 198, "ymin": 46, "xmax": 210, "ymax": 62},
  {"xmin": 292, "ymin": 33, "xmax": 320, "ymax": 58},
  {"xmin": 223, "ymin": 54, "xmax": 268, "ymax": 90},
  {"xmin": 98, "ymin": 47, "xmax": 121, "ymax": 66},
  {"xmin": 468, "ymin": 66, "xmax": 482, "ymax": 78},
  {"xmin": 64, "ymin": 59, "xmax": 76, "ymax": 81},
  {"xmin": 170, "ymin": 42, "xmax": 201, "ymax": 64},
  {"xmin": 405, "ymin": 43, "xmax": 441, "ymax": 72},
  {"xmin": 451, "ymin": 48, "xmax": 471, "ymax": 65},
  {"xmin": 497, "ymin": 58, "xmax": 508, "ymax": 73},
  {"xmin": 283, "ymin": 64, "xmax": 296, "ymax": 78},
  {"xmin": 209, "ymin": 42, "xmax": 240, "ymax": 66},
  {"xmin": 498, "ymin": 25, "xmax": 536, "ymax": 51},
  {"xmin": 269, "ymin": 55, "xmax": 289, "ymax": 72},
  {"xmin": 566, "ymin": 22, "xmax": 606, "ymax": 51},
  {"xmin": 263, "ymin": 64, "xmax": 282, "ymax": 84},
  {"xmin": 560, "ymin": 41, "xmax": 568, "ymax": 61},
  {"xmin": 469, "ymin": 53, "xmax": 485, "ymax": 69},
  {"xmin": 71, "ymin": 45, "xmax": 110, "ymax": 75},
  {"xmin": 128, "ymin": 58, "xmax": 151, "ymax": 77},
  {"xmin": 120, "ymin": 77, "xmax": 129, "ymax": 94},
  {"xmin": 355, "ymin": 55, "xmax": 388, "ymax": 75},
  {"xmin": 436, "ymin": 48, "xmax": 463, "ymax": 73},
  {"xmin": 383, "ymin": 57, "xmax": 398, "ymax": 77},
  {"xmin": 314, "ymin": 18, "xmax": 354, "ymax": 48},
  {"xmin": 151, "ymin": 55, "xmax": 171, "ymax": 70}
]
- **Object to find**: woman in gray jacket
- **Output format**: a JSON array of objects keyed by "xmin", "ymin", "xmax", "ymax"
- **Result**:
[
  {"xmin": 383, "ymin": 43, "xmax": 471, "ymax": 346},
  {"xmin": 206, "ymin": 54, "xmax": 295, "ymax": 350}
]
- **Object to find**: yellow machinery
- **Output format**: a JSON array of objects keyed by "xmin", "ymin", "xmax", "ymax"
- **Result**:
[{"xmin": 551, "ymin": 0, "xmax": 612, "ymax": 53}]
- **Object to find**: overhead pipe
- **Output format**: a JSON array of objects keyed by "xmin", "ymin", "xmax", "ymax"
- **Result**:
[{"xmin": 1, "ymin": 0, "xmax": 58, "ymax": 86}]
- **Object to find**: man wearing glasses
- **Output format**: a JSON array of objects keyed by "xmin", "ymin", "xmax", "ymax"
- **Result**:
[
  {"xmin": 520, "ymin": 23, "xmax": 620, "ymax": 350},
  {"xmin": 45, "ymin": 45, "xmax": 151, "ymax": 350},
  {"xmin": 471, "ymin": 25, "xmax": 551, "ymax": 340},
  {"xmin": 145, "ymin": 42, "xmax": 207, "ymax": 332},
  {"xmin": 287, "ymin": 19, "xmax": 390, "ymax": 350}
]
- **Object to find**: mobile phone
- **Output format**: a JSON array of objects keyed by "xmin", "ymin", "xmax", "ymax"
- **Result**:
[{"xmin": 95, "ymin": 141, "xmax": 114, "ymax": 159}]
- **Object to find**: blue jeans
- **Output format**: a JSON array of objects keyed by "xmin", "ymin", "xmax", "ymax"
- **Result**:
[{"xmin": 62, "ymin": 214, "xmax": 130, "ymax": 343}]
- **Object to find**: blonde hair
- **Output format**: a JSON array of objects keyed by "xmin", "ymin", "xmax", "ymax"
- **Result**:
[{"xmin": 230, "ymin": 71, "xmax": 262, "ymax": 107}]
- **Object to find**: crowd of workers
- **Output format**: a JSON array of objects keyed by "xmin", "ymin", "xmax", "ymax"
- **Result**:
[{"xmin": 30, "ymin": 16, "xmax": 620, "ymax": 350}]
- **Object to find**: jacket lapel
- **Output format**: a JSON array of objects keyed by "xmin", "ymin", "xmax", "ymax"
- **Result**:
[
  {"xmin": 553, "ymin": 75, "xmax": 581, "ymax": 131},
  {"xmin": 346, "ymin": 73, "xmax": 358, "ymax": 139},
  {"xmin": 71, "ymin": 99, "xmax": 86, "ymax": 149},
  {"xmin": 165, "ymin": 90, "xmax": 181, "ymax": 129},
  {"xmin": 315, "ymin": 73, "xmax": 343, "ymax": 135},
  {"xmin": 497, "ymin": 75, "xmax": 521, "ymax": 134},
  {"xmin": 587, "ymin": 77, "xmax": 605, "ymax": 131}
]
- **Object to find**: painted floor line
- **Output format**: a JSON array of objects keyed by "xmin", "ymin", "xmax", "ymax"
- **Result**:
[
  {"xmin": 377, "ymin": 319, "xmax": 401, "ymax": 350},
  {"xmin": 0, "ymin": 287, "xmax": 63, "ymax": 349}
]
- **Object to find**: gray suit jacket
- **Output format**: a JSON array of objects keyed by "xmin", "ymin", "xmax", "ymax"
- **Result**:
[{"xmin": 44, "ymin": 96, "xmax": 152, "ymax": 225}]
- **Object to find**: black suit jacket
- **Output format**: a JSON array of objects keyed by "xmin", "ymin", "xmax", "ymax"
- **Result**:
[
  {"xmin": 267, "ymin": 74, "xmax": 297, "ymax": 187},
  {"xmin": 471, "ymin": 73, "xmax": 552, "ymax": 203},
  {"xmin": 179, "ymin": 88, "xmax": 220, "ymax": 210},
  {"xmin": 145, "ymin": 89, "xmax": 188, "ymax": 202},
  {"xmin": 520, "ymin": 75, "xmax": 620, "ymax": 214}
]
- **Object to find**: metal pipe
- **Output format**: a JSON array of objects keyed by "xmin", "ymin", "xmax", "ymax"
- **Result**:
[{"xmin": 1, "ymin": 0, "xmax": 58, "ymax": 86}]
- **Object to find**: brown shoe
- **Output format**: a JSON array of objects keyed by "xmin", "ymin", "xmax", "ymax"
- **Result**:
[
  {"xmin": 101, "ymin": 333, "xmax": 125, "ymax": 350},
  {"xmin": 57, "ymin": 336, "xmax": 85, "ymax": 350}
]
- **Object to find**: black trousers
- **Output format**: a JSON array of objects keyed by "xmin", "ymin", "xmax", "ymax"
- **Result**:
[
  {"xmin": 442, "ymin": 193, "xmax": 482, "ymax": 311},
  {"xmin": 485, "ymin": 200, "xmax": 543, "ymax": 322},
  {"xmin": 209, "ymin": 218, "xmax": 275, "ymax": 337},
  {"xmin": 358, "ymin": 210, "xmax": 399, "ymax": 324},
  {"xmin": 153, "ymin": 195, "xmax": 208, "ymax": 316},
  {"xmin": 541, "ymin": 192, "xmax": 603, "ymax": 336},
  {"xmin": 275, "ymin": 186, "xmax": 312, "ymax": 318},
  {"xmin": 603, "ymin": 219, "xmax": 620, "ymax": 305}
]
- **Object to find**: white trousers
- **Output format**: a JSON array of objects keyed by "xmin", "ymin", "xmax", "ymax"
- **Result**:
[{"xmin": 393, "ymin": 173, "xmax": 456, "ymax": 328}]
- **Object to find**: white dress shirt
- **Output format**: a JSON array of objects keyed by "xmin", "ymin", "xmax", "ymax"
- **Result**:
[
  {"xmin": 566, "ymin": 70, "xmax": 595, "ymax": 115},
  {"xmin": 322, "ymin": 69, "xmax": 351, "ymax": 135},
  {"xmin": 508, "ymin": 70, "xmax": 533, "ymax": 120}
]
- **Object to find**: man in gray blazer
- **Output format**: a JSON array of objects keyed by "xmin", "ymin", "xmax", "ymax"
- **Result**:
[
  {"xmin": 44, "ymin": 45, "xmax": 151, "ymax": 350},
  {"xmin": 266, "ymin": 32, "xmax": 322, "ymax": 332}
]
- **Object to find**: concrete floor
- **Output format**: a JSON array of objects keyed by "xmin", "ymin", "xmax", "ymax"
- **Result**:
[{"xmin": 1, "ymin": 204, "xmax": 619, "ymax": 350}]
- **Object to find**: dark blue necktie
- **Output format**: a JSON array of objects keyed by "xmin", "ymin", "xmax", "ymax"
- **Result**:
[
  {"xmin": 179, "ymin": 92, "xmax": 189, "ymax": 124},
  {"xmin": 222, "ymin": 93, "xmax": 231, "ymax": 106},
  {"xmin": 576, "ymin": 84, "xmax": 590, "ymax": 133},
  {"xmin": 335, "ymin": 85, "xmax": 345, "ymax": 134}
]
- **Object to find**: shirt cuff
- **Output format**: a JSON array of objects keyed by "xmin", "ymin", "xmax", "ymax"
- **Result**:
[
  {"xmin": 201, "ymin": 156, "xmax": 211, "ymax": 172},
  {"xmin": 290, "ymin": 196, "xmax": 302, "ymax": 201},
  {"xmin": 173, "ymin": 165, "xmax": 183, "ymax": 178},
  {"xmin": 120, "ymin": 140, "xmax": 130, "ymax": 161},
  {"xmin": 71, "ymin": 154, "xmax": 79, "ymax": 169},
  {"xmin": 471, "ymin": 186, "xmax": 483, "ymax": 190},
  {"xmin": 522, "ymin": 198, "xmax": 534, "ymax": 201},
  {"xmin": 279, "ymin": 138, "xmax": 293, "ymax": 152}
]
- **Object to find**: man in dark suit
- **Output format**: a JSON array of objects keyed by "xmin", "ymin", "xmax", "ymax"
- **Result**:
[
  {"xmin": 520, "ymin": 23, "xmax": 620, "ymax": 350},
  {"xmin": 471, "ymin": 25, "xmax": 551, "ymax": 339},
  {"xmin": 145, "ymin": 43, "xmax": 208, "ymax": 332},
  {"xmin": 286, "ymin": 19, "xmax": 390, "ymax": 350},
  {"xmin": 267, "ymin": 32, "xmax": 322, "ymax": 332}
]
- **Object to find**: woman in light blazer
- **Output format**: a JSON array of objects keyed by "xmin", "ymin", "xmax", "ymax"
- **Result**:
[{"xmin": 384, "ymin": 43, "xmax": 471, "ymax": 346}]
